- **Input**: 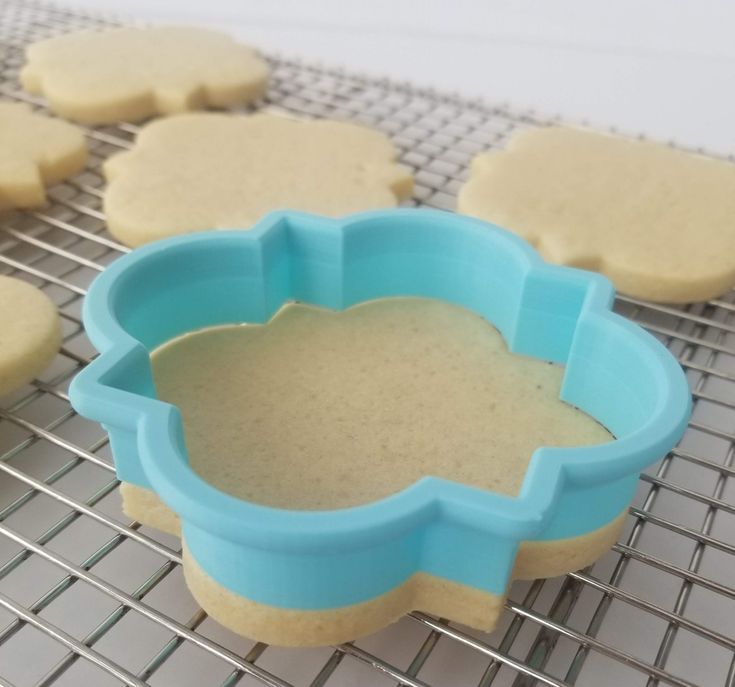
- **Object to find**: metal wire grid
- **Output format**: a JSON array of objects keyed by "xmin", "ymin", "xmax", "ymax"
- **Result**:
[{"xmin": 0, "ymin": 2, "xmax": 734, "ymax": 686}]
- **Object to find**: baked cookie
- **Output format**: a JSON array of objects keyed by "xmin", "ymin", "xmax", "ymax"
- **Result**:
[
  {"xmin": 458, "ymin": 126, "xmax": 735, "ymax": 303},
  {"xmin": 103, "ymin": 113, "xmax": 413, "ymax": 246},
  {"xmin": 21, "ymin": 26, "xmax": 269, "ymax": 124},
  {"xmin": 0, "ymin": 102, "xmax": 87, "ymax": 212},
  {"xmin": 150, "ymin": 297, "xmax": 611, "ymax": 510},
  {"xmin": 120, "ymin": 296, "xmax": 618, "ymax": 645},
  {"xmin": 0, "ymin": 276, "xmax": 61, "ymax": 396}
]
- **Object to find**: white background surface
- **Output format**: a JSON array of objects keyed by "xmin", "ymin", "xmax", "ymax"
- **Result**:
[{"xmin": 67, "ymin": 0, "xmax": 735, "ymax": 156}]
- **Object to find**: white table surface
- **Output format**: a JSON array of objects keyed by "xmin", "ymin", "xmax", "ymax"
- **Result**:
[{"xmin": 68, "ymin": 0, "xmax": 735, "ymax": 156}]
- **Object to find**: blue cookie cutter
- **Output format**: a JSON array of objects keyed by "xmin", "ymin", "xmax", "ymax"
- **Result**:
[{"xmin": 70, "ymin": 209, "xmax": 690, "ymax": 642}]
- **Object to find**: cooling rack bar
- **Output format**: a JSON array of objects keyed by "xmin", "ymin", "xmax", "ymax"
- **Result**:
[
  {"xmin": 0, "ymin": 523, "xmax": 295, "ymax": 687},
  {"xmin": 0, "ymin": 590, "xmax": 147, "ymax": 687},
  {"xmin": 1, "ymin": 2, "xmax": 734, "ymax": 686},
  {"xmin": 0, "ymin": 460, "xmax": 180, "ymax": 563},
  {"xmin": 0, "ymin": 409, "xmax": 114, "ymax": 473},
  {"xmin": 409, "ymin": 613, "xmax": 568, "ymax": 687}
]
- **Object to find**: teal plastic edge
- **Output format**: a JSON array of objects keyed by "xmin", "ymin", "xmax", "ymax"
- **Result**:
[{"xmin": 69, "ymin": 209, "xmax": 691, "ymax": 609}]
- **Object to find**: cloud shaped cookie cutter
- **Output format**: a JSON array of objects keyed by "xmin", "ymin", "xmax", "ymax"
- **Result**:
[{"xmin": 70, "ymin": 209, "xmax": 691, "ymax": 645}]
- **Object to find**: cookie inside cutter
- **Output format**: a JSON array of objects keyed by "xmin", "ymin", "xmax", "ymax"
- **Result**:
[
  {"xmin": 70, "ymin": 209, "xmax": 690, "ymax": 646},
  {"xmin": 148, "ymin": 297, "xmax": 613, "ymax": 510}
]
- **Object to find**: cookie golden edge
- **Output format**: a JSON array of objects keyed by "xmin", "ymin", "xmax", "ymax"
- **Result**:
[{"xmin": 122, "ymin": 482, "xmax": 625, "ymax": 646}]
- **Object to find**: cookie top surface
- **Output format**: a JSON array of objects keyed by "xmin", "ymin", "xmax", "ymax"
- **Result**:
[
  {"xmin": 458, "ymin": 126, "xmax": 735, "ymax": 303},
  {"xmin": 21, "ymin": 26, "xmax": 269, "ymax": 123},
  {"xmin": 0, "ymin": 102, "xmax": 87, "ymax": 211},
  {"xmin": 0, "ymin": 276, "xmax": 61, "ymax": 396},
  {"xmin": 152, "ymin": 297, "xmax": 611, "ymax": 510},
  {"xmin": 103, "ymin": 112, "xmax": 414, "ymax": 246}
]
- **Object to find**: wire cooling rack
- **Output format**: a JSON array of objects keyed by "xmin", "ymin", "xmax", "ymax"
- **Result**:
[{"xmin": 1, "ymin": 2, "xmax": 735, "ymax": 686}]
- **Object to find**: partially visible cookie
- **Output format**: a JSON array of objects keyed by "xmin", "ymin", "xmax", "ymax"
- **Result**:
[
  {"xmin": 0, "ymin": 103, "xmax": 87, "ymax": 212},
  {"xmin": 0, "ymin": 276, "xmax": 61, "ymax": 396},
  {"xmin": 458, "ymin": 126, "xmax": 735, "ymax": 303},
  {"xmin": 21, "ymin": 26, "xmax": 269, "ymax": 124},
  {"xmin": 103, "ymin": 113, "xmax": 413, "ymax": 246}
]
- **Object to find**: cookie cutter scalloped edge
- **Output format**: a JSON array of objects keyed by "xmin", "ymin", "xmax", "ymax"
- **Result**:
[{"xmin": 69, "ymin": 208, "xmax": 690, "ymax": 625}]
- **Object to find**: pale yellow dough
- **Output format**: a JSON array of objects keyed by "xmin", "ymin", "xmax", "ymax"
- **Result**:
[
  {"xmin": 0, "ymin": 276, "xmax": 61, "ymax": 396},
  {"xmin": 458, "ymin": 126, "xmax": 735, "ymax": 303},
  {"xmin": 21, "ymin": 26, "xmax": 268, "ymax": 124},
  {"xmin": 102, "ymin": 112, "xmax": 413, "ymax": 246},
  {"xmin": 0, "ymin": 103, "xmax": 86, "ymax": 212}
]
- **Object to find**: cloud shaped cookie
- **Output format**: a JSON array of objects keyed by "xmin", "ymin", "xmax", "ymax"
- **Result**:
[
  {"xmin": 458, "ymin": 126, "xmax": 735, "ymax": 303},
  {"xmin": 0, "ymin": 103, "xmax": 87, "ymax": 212},
  {"xmin": 102, "ymin": 113, "xmax": 413, "ymax": 246},
  {"xmin": 69, "ymin": 209, "xmax": 690, "ymax": 646},
  {"xmin": 21, "ymin": 26, "xmax": 269, "ymax": 124}
]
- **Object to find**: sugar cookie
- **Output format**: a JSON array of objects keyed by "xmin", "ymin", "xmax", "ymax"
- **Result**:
[
  {"xmin": 0, "ymin": 103, "xmax": 86, "ymax": 212},
  {"xmin": 458, "ymin": 126, "xmax": 735, "ymax": 303},
  {"xmin": 0, "ymin": 276, "xmax": 61, "ymax": 396},
  {"xmin": 21, "ymin": 26, "xmax": 268, "ymax": 124},
  {"xmin": 119, "ymin": 296, "xmax": 619, "ymax": 645},
  {"xmin": 150, "ymin": 297, "xmax": 611, "ymax": 510},
  {"xmin": 103, "ymin": 113, "xmax": 413, "ymax": 246}
]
